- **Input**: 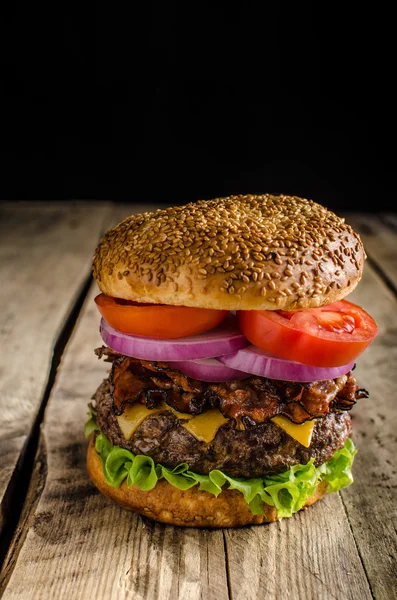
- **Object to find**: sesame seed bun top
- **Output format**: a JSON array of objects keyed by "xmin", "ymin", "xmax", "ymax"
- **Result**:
[{"xmin": 92, "ymin": 194, "xmax": 365, "ymax": 310}]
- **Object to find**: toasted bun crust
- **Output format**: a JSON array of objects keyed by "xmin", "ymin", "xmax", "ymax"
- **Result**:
[
  {"xmin": 87, "ymin": 437, "xmax": 329, "ymax": 527},
  {"xmin": 92, "ymin": 194, "xmax": 365, "ymax": 310}
]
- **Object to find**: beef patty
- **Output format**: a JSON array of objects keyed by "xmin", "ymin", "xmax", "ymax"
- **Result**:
[{"xmin": 94, "ymin": 379, "xmax": 352, "ymax": 478}]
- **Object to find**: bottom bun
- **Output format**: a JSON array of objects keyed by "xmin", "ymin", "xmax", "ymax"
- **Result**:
[{"xmin": 86, "ymin": 437, "xmax": 329, "ymax": 528}]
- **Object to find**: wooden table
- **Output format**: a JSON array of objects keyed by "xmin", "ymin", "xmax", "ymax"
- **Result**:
[{"xmin": 0, "ymin": 201, "xmax": 396, "ymax": 600}]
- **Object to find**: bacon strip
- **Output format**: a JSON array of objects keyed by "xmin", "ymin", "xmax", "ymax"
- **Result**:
[{"xmin": 99, "ymin": 348, "xmax": 366, "ymax": 426}]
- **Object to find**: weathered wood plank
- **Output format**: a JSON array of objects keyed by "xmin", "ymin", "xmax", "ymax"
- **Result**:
[
  {"xmin": 343, "ymin": 212, "xmax": 397, "ymax": 290},
  {"xmin": 2, "ymin": 283, "xmax": 229, "ymax": 600},
  {"xmin": 383, "ymin": 213, "xmax": 397, "ymax": 229},
  {"xmin": 0, "ymin": 202, "xmax": 109, "ymax": 536},
  {"xmin": 224, "ymin": 217, "xmax": 397, "ymax": 600},
  {"xmin": 225, "ymin": 494, "xmax": 373, "ymax": 600},
  {"xmin": 0, "ymin": 436, "xmax": 47, "ymax": 592},
  {"xmin": 2, "ymin": 203, "xmax": 228, "ymax": 599},
  {"xmin": 337, "ymin": 214, "xmax": 397, "ymax": 600},
  {"xmin": 3, "ymin": 205, "xmax": 397, "ymax": 599}
]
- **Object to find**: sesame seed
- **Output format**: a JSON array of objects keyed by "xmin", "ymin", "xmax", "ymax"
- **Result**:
[{"xmin": 92, "ymin": 193, "xmax": 364, "ymax": 306}]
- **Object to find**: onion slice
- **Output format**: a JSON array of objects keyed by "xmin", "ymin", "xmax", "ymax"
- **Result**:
[
  {"xmin": 219, "ymin": 345, "xmax": 355, "ymax": 382},
  {"xmin": 99, "ymin": 315, "xmax": 248, "ymax": 361},
  {"xmin": 168, "ymin": 358, "xmax": 249, "ymax": 382}
]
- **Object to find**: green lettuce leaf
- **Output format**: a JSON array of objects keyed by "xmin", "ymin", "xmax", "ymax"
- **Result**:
[
  {"xmin": 318, "ymin": 436, "xmax": 357, "ymax": 492},
  {"xmin": 87, "ymin": 410, "xmax": 356, "ymax": 519},
  {"xmin": 84, "ymin": 403, "xmax": 100, "ymax": 439}
]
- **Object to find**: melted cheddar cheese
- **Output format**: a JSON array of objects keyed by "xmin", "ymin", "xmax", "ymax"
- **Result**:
[
  {"xmin": 116, "ymin": 403, "xmax": 315, "ymax": 448},
  {"xmin": 182, "ymin": 409, "xmax": 229, "ymax": 443},
  {"xmin": 116, "ymin": 402, "xmax": 192, "ymax": 440},
  {"xmin": 271, "ymin": 415, "xmax": 315, "ymax": 448}
]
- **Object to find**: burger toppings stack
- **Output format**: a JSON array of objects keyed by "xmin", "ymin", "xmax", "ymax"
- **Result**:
[{"xmin": 85, "ymin": 194, "xmax": 378, "ymax": 527}]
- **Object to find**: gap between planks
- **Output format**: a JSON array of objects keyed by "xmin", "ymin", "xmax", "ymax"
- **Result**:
[
  {"xmin": 0, "ymin": 202, "xmax": 153, "ymax": 596},
  {"xmin": 334, "ymin": 212, "xmax": 397, "ymax": 600},
  {"xmin": 2, "ymin": 282, "xmax": 230, "ymax": 600},
  {"xmin": 3, "ymin": 207, "xmax": 391, "ymax": 600},
  {"xmin": 0, "ymin": 436, "xmax": 47, "ymax": 593},
  {"xmin": 339, "ymin": 493, "xmax": 376, "ymax": 600},
  {"xmin": 0, "ymin": 271, "xmax": 93, "ymax": 592},
  {"xmin": 0, "ymin": 201, "xmax": 112, "ymax": 563}
]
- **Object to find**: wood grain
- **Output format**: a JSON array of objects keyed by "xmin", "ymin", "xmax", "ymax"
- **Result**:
[
  {"xmin": 337, "ymin": 213, "xmax": 397, "ymax": 600},
  {"xmin": 0, "ymin": 201, "xmax": 109, "ymax": 536},
  {"xmin": 344, "ymin": 211, "xmax": 397, "ymax": 290},
  {"xmin": 0, "ymin": 436, "xmax": 47, "ymax": 592},
  {"xmin": 2, "ymin": 283, "xmax": 229, "ymax": 600},
  {"xmin": 223, "ymin": 215, "xmax": 397, "ymax": 600},
  {"xmin": 225, "ymin": 494, "xmax": 373, "ymax": 600},
  {"xmin": 2, "ymin": 204, "xmax": 397, "ymax": 599}
]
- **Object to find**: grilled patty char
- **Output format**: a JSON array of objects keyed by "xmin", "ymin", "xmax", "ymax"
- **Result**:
[{"xmin": 94, "ymin": 379, "xmax": 352, "ymax": 478}]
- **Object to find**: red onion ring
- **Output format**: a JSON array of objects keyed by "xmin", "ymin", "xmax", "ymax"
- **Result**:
[
  {"xmin": 168, "ymin": 358, "xmax": 249, "ymax": 382},
  {"xmin": 99, "ymin": 315, "xmax": 248, "ymax": 361},
  {"xmin": 218, "ymin": 345, "xmax": 355, "ymax": 382}
]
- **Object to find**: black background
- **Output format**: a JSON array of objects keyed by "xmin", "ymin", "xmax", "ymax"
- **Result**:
[{"xmin": 0, "ymin": 5, "xmax": 395, "ymax": 212}]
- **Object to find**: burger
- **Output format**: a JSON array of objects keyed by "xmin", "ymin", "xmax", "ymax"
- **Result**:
[{"xmin": 85, "ymin": 194, "xmax": 378, "ymax": 527}]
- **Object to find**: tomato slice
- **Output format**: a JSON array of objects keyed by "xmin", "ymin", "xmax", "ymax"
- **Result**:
[
  {"xmin": 238, "ymin": 300, "xmax": 378, "ymax": 367},
  {"xmin": 94, "ymin": 294, "xmax": 228, "ymax": 339}
]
